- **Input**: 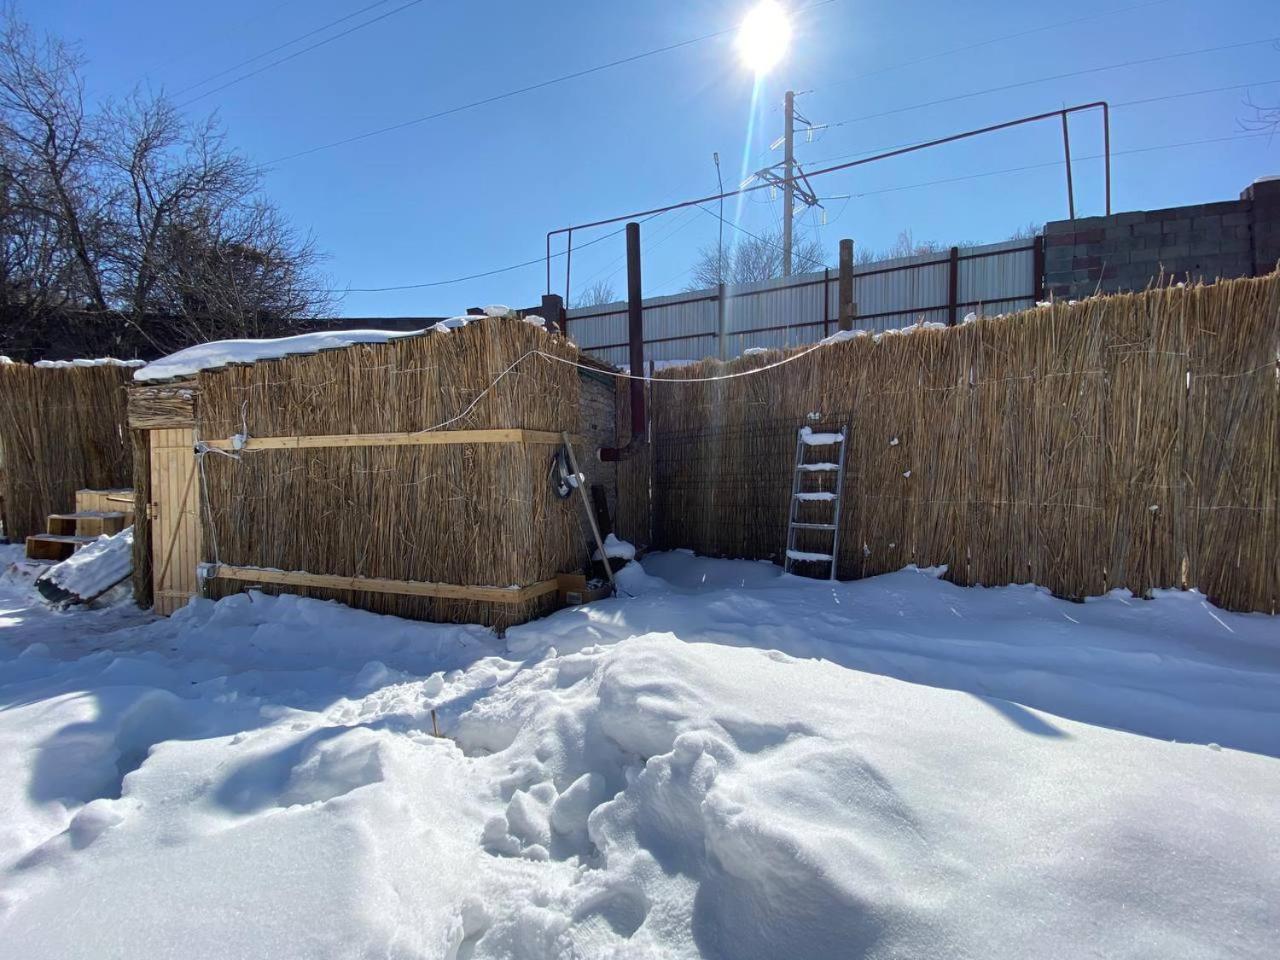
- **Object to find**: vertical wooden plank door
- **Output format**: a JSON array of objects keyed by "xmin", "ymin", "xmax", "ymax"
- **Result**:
[{"xmin": 149, "ymin": 428, "xmax": 202, "ymax": 615}]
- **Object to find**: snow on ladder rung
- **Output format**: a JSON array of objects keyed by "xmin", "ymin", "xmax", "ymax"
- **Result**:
[
  {"xmin": 786, "ymin": 549, "xmax": 834, "ymax": 562},
  {"xmin": 795, "ymin": 491, "xmax": 837, "ymax": 501},
  {"xmin": 796, "ymin": 462, "xmax": 840, "ymax": 472},
  {"xmin": 799, "ymin": 427, "xmax": 844, "ymax": 446},
  {"xmin": 792, "ymin": 522, "xmax": 837, "ymax": 530}
]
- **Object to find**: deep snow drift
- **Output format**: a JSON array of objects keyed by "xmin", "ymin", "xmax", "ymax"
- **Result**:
[{"xmin": 0, "ymin": 551, "xmax": 1277, "ymax": 959}]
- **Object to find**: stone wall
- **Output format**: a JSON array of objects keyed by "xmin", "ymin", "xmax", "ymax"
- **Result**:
[{"xmin": 1044, "ymin": 177, "xmax": 1280, "ymax": 300}]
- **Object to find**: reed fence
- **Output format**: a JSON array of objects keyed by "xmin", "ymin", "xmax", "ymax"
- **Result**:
[
  {"xmin": 633, "ymin": 274, "xmax": 1279, "ymax": 613},
  {"xmin": 0, "ymin": 363, "xmax": 133, "ymax": 541},
  {"xmin": 193, "ymin": 318, "xmax": 590, "ymax": 628}
]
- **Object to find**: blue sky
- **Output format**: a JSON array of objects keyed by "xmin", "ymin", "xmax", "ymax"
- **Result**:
[{"xmin": 26, "ymin": 0, "xmax": 1280, "ymax": 317}]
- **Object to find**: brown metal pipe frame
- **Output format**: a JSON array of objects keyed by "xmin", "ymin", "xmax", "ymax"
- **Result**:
[
  {"xmin": 545, "ymin": 101, "xmax": 1113, "ymax": 291},
  {"xmin": 600, "ymin": 221, "xmax": 646, "ymax": 462},
  {"xmin": 1061, "ymin": 111, "xmax": 1076, "ymax": 221}
]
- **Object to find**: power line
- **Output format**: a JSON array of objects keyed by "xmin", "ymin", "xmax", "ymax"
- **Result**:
[
  {"xmin": 802, "ymin": 78, "xmax": 1280, "ymax": 169},
  {"xmin": 329, "ymin": 221, "xmax": 632, "ymax": 293},
  {"xmin": 1112, "ymin": 77, "xmax": 1280, "ymax": 110},
  {"xmin": 139, "ymin": 0, "xmax": 302, "ymax": 84},
  {"xmin": 692, "ymin": 204, "xmax": 828, "ymax": 271},
  {"xmin": 818, "ymin": 37, "xmax": 1280, "ymax": 131},
  {"xmin": 267, "ymin": 0, "xmax": 843, "ymax": 164},
  {"xmin": 177, "ymin": 0, "xmax": 426, "ymax": 107},
  {"xmin": 169, "ymin": 0, "xmax": 393, "ymax": 97},
  {"xmin": 748, "ymin": 0, "xmax": 1178, "ymax": 167},
  {"xmin": 814, "ymin": 0, "xmax": 1178, "ymax": 93},
  {"xmin": 330, "ymin": 128, "xmax": 1270, "ymax": 297},
  {"xmin": 843, "ymin": 131, "xmax": 1276, "ymax": 201},
  {"xmin": 549, "ymin": 102, "xmax": 1113, "ymax": 245},
  {"xmin": 264, "ymin": 32, "xmax": 732, "ymax": 163},
  {"xmin": 575, "ymin": 208, "xmax": 701, "ymax": 293}
]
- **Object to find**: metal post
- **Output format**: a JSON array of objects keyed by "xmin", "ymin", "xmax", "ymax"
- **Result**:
[
  {"xmin": 1061, "ymin": 111, "xmax": 1076, "ymax": 221},
  {"xmin": 1102, "ymin": 102, "xmax": 1112, "ymax": 215},
  {"xmin": 782, "ymin": 90, "xmax": 795, "ymax": 277},
  {"xmin": 714, "ymin": 151, "xmax": 724, "ymax": 281},
  {"xmin": 1032, "ymin": 235, "xmax": 1046, "ymax": 303},
  {"xmin": 716, "ymin": 282, "xmax": 728, "ymax": 359},
  {"xmin": 822, "ymin": 268, "xmax": 831, "ymax": 336},
  {"xmin": 838, "ymin": 239, "xmax": 854, "ymax": 332},
  {"xmin": 540, "ymin": 293, "xmax": 565, "ymax": 335},
  {"xmin": 947, "ymin": 246, "xmax": 960, "ymax": 325},
  {"xmin": 626, "ymin": 221, "xmax": 645, "ymax": 440},
  {"xmin": 564, "ymin": 227, "xmax": 574, "ymax": 305}
]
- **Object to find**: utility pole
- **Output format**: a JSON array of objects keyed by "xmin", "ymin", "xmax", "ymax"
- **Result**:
[
  {"xmin": 782, "ymin": 89, "xmax": 795, "ymax": 276},
  {"xmin": 752, "ymin": 91, "xmax": 823, "ymax": 276},
  {"xmin": 714, "ymin": 152, "xmax": 728, "ymax": 359},
  {"xmin": 713, "ymin": 152, "xmax": 724, "ymax": 281}
]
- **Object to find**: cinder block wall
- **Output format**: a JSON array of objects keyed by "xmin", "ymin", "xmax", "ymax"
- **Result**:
[{"xmin": 1044, "ymin": 177, "xmax": 1280, "ymax": 300}]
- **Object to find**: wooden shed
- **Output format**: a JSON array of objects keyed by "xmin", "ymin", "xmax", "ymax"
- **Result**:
[{"xmin": 128, "ymin": 316, "xmax": 621, "ymax": 627}]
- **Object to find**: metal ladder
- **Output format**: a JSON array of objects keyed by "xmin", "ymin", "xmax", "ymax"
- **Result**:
[{"xmin": 783, "ymin": 425, "xmax": 848, "ymax": 580}]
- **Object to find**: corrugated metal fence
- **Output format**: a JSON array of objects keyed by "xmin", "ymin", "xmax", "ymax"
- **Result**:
[{"xmin": 567, "ymin": 238, "xmax": 1041, "ymax": 366}]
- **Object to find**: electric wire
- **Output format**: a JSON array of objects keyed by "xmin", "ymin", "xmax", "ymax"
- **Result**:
[
  {"xmin": 267, "ymin": 0, "xmax": 843, "ymax": 164},
  {"xmin": 177, "ymin": 0, "xmax": 426, "ymax": 107},
  {"xmin": 813, "ymin": 0, "xmax": 1179, "ymax": 93},
  {"xmin": 170, "ymin": 0, "xmax": 394, "ymax": 97},
  {"xmin": 776, "ymin": 78, "xmax": 1280, "ymax": 176},
  {"xmin": 817, "ymin": 37, "xmax": 1280, "ymax": 131}
]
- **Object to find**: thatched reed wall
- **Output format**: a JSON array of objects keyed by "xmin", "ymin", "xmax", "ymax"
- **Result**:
[
  {"xmin": 194, "ymin": 318, "xmax": 596, "ymax": 628},
  {"xmin": 640, "ymin": 274, "xmax": 1279, "ymax": 613},
  {"xmin": 0, "ymin": 363, "xmax": 133, "ymax": 540}
]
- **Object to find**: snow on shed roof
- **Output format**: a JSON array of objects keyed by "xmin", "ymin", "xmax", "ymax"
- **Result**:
[{"xmin": 134, "ymin": 307, "xmax": 541, "ymax": 382}]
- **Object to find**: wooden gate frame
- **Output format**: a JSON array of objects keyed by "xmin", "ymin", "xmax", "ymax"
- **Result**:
[{"xmin": 149, "ymin": 427, "xmax": 202, "ymax": 616}]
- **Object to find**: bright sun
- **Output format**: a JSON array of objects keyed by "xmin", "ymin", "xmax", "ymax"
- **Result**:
[{"xmin": 736, "ymin": 1, "xmax": 792, "ymax": 75}]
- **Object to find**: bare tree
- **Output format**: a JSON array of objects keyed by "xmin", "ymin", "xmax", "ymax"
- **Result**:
[
  {"xmin": 0, "ymin": 10, "xmax": 109, "ymax": 313},
  {"xmin": 852, "ymin": 227, "xmax": 1021, "ymax": 265},
  {"xmin": 1242, "ymin": 91, "xmax": 1279, "ymax": 133},
  {"xmin": 0, "ymin": 7, "xmax": 329, "ymax": 358},
  {"xmin": 688, "ymin": 228, "xmax": 825, "ymax": 289},
  {"xmin": 573, "ymin": 279, "xmax": 617, "ymax": 308}
]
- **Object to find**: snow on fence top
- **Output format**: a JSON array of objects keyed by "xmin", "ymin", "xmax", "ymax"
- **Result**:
[
  {"xmin": 134, "ymin": 306, "xmax": 543, "ymax": 381},
  {"xmin": 34, "ymin": 358, "xmax": 147, "ymax": 369},
  {"xmin": 0, "ymin": 357, "xmax": 144, "ymax": 368}
]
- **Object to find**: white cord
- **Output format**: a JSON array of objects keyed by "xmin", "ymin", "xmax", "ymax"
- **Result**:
[
  {"xmin": 404, "ymin": 340, "xmax": 830, "ymax": 436},
  {"xmin": 213, "ymin": 337, "xmax": 834, "ymax": 448},
  {"xmin": 533, "ymin": 341, "xmax": 828, "ymax": 383},
  {"xmin": 410, "ymin": 349, "xmax": 543, "ymax": 435}
]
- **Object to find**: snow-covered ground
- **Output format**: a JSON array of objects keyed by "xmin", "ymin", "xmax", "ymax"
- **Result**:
[{"xmin": 0, "ymin": 545, "xmax": 1277, "ymax": 959}]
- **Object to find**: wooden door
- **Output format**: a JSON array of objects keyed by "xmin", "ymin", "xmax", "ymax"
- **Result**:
[{"xmin": 149, "ymin": 428, "xmax": 202, "ymax": 616}]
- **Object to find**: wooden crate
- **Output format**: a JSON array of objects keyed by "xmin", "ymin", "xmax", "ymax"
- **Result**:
[
  {"xmin": 74, "ymin": 489, "xmax": 135, "ymax": 527},
  {"xmin": 26, "ymin": 534, "xmax": 94, "ymax": 562},
  {"xmin": 49, "ymin": 511, "xmax": 127, "ymax": 537}
]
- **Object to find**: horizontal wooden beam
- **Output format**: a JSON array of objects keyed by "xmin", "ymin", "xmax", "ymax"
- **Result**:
[
  {"xmin": 210, "ymin": 563, "xmax": 560, "ymax": 604},
  {"xmin": 202, "ymin": 428, "xmax": 568, "ymax": 451}
]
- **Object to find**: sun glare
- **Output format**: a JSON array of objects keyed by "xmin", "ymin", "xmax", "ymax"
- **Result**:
[{"xmin": 736, "ymin": 1, "xmax": 791, "ymax": 75}]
